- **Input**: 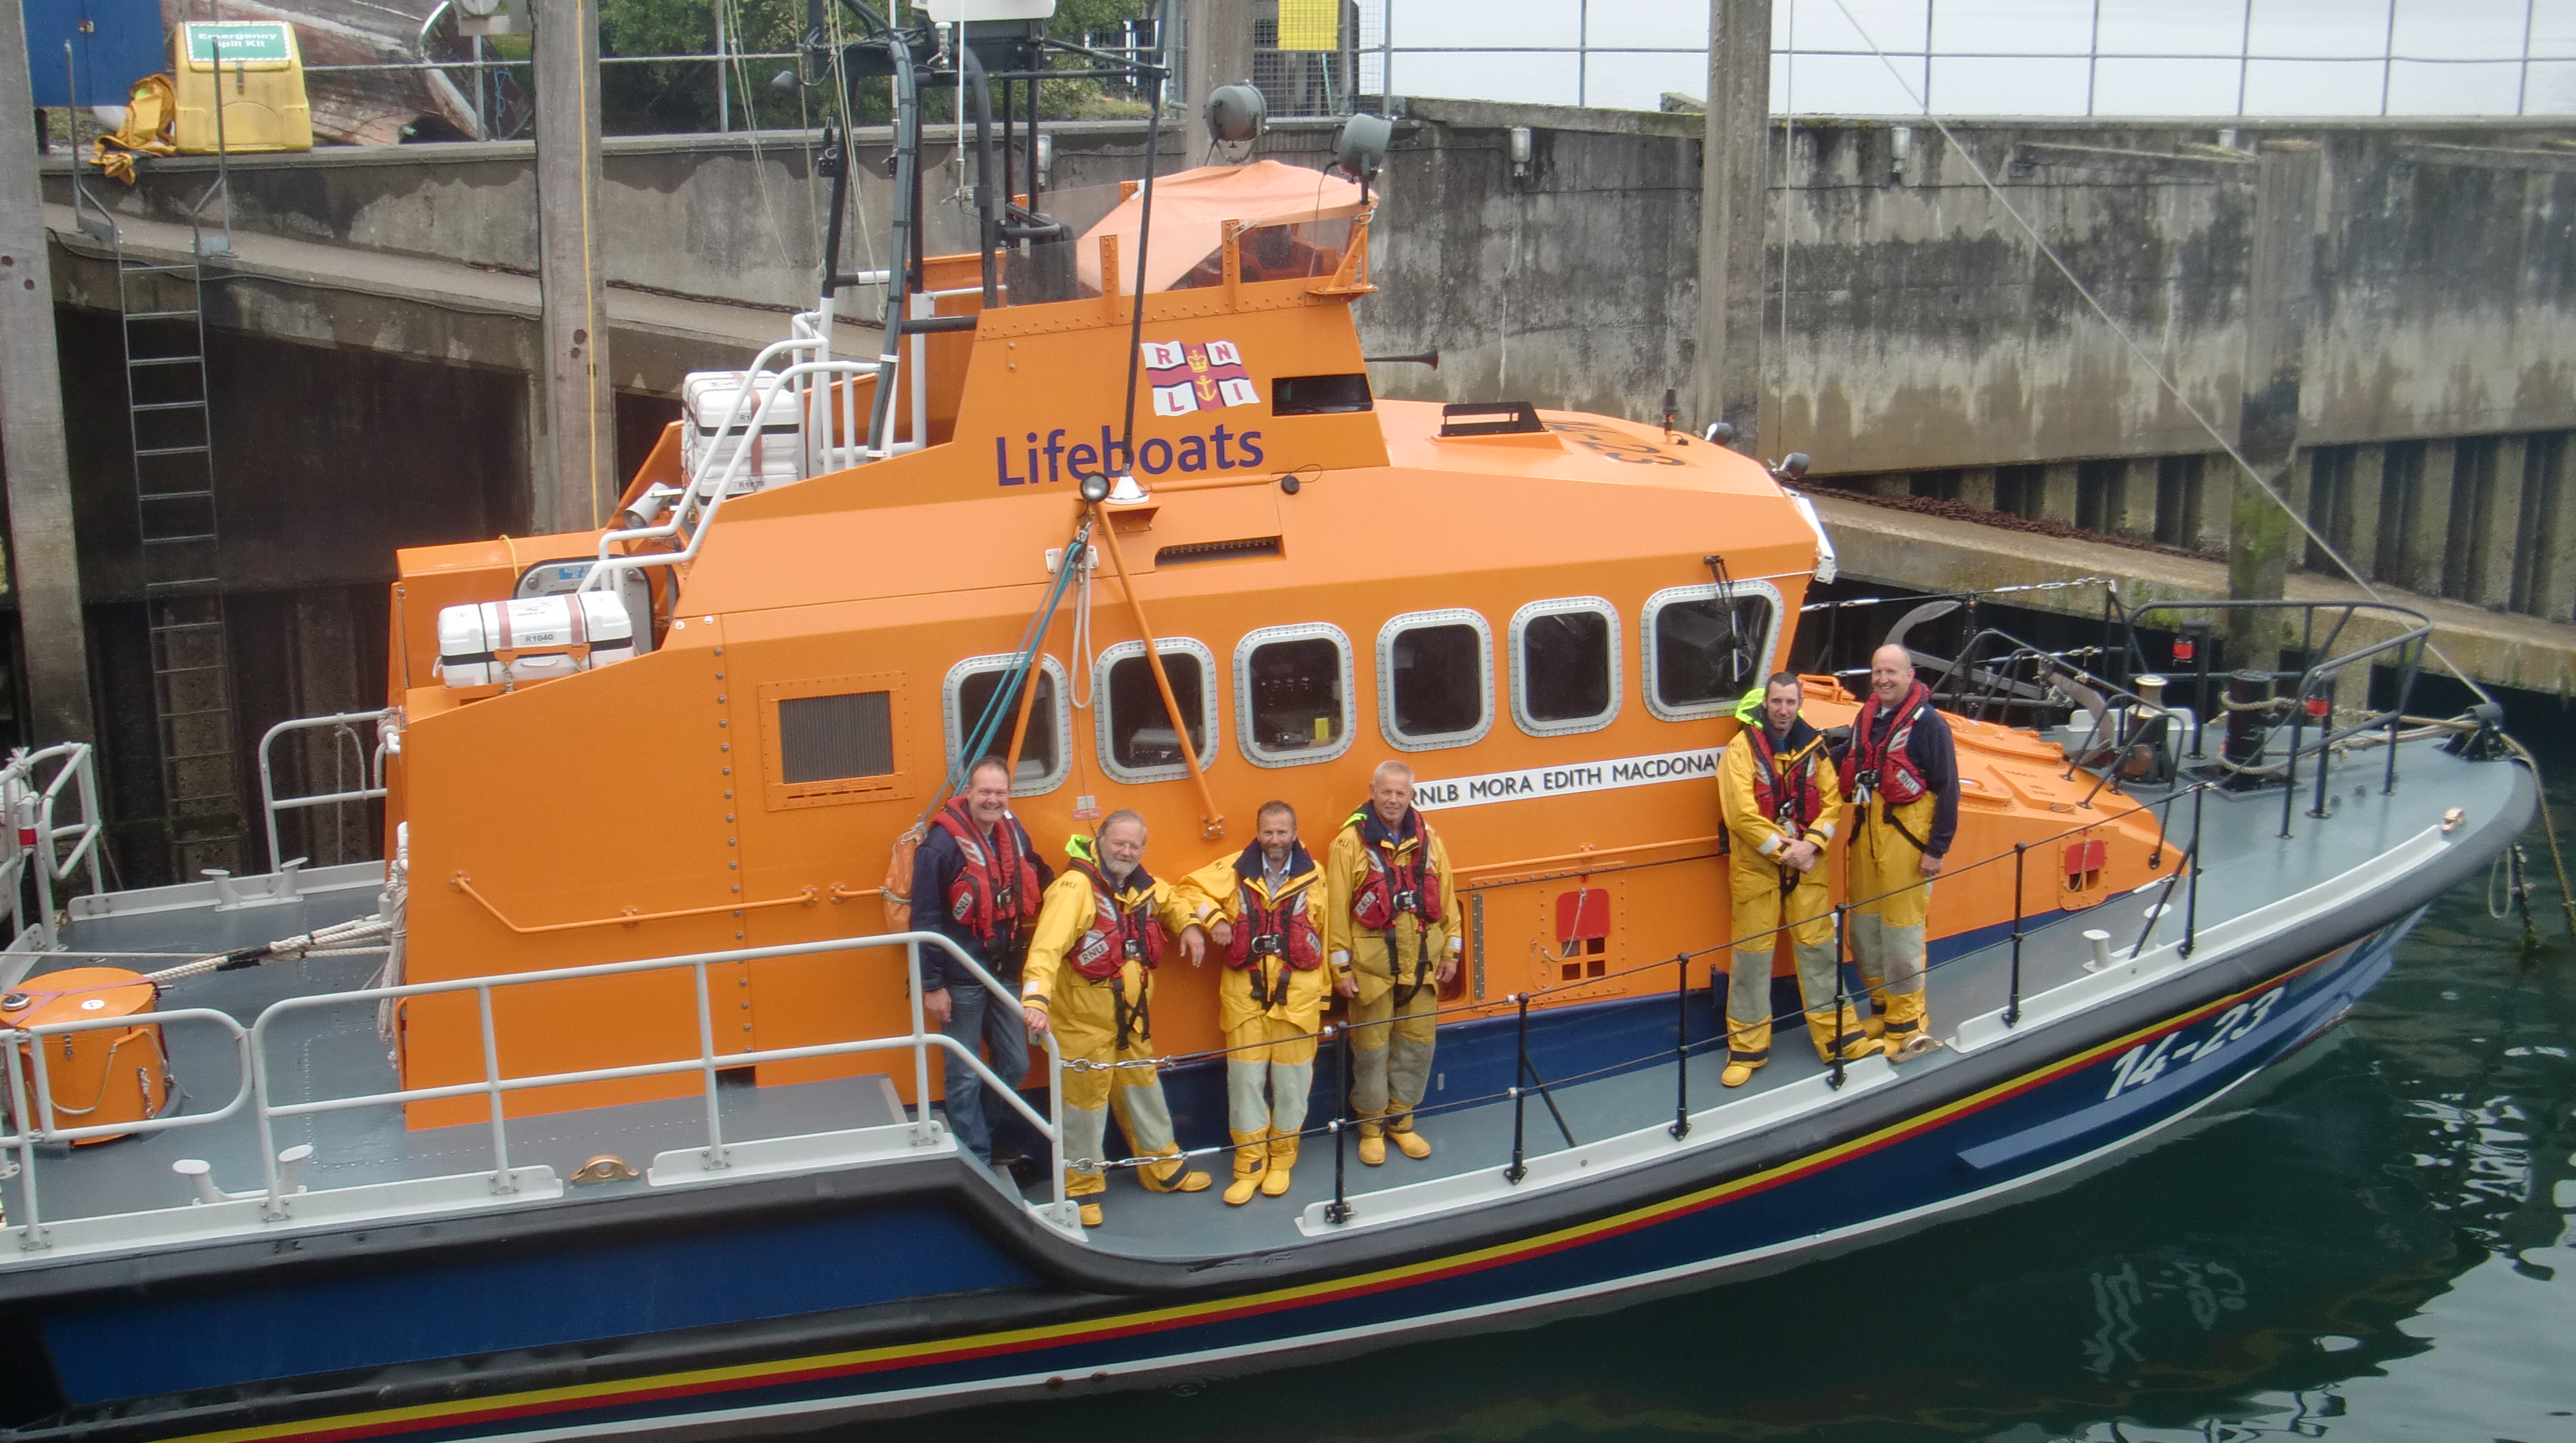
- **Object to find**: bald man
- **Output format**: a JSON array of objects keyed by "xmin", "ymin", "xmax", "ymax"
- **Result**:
[
  {"xmin": 1327, "ymin": 760, "xmax": 1460, "ymax": 1163},
  {"xmin": 1833, "ymin": 645, "xmax": 1960, "ymax": 1056}
]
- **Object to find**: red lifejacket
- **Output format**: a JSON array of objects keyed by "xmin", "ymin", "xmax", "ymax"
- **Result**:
[
  {"xmin": 1225, "ymin": 844, "xmax": 1325, "ymax": 972},
  {"xmin": 1348, "ymin": 807, "xmax": 1444, "ymax": 930},
  {"xmin": 929, "ymin": 798, "xmax": 1042, "ymax": 946},
  {"xmin": 1746, "ymin": 718, "xmax": 1831, "ymax": 838},
  {"xmin": 1848, "ymin": 680, "xmax": 1935, "ymax": 808},
  {"xmin": 1065, "ymin": 859, "xmax": 1169, "ymax": 983}
]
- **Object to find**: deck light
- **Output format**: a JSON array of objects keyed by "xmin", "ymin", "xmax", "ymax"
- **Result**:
[
  {"xmin": 1206, "ymin": 84, "xmax": 1267, "ymax": 145},
  {"xmin": 1079, "ymin": 471, "xmax": 1113, "ymax": 504}
]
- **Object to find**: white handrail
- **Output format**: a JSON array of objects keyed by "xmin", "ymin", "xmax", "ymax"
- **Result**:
[
  {"xmin": 3, "ymin": 930, "xmax": 1061, "ymax": 1250},
  {"xmin": 258, "ymin": 709, "xmax": 397, "ymax": 872},
  {"xmin": 0, "ymin": 743, "xmax": 107, "ymax": 952}
]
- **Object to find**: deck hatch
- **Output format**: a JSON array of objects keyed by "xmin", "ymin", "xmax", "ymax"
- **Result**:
[{"xmin": 1438, "ymin": 401, "xmax": 1544, "ymax": 436}]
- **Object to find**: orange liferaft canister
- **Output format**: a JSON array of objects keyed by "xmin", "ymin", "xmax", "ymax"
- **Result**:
[{"xmin": 0, "ymin": 968, "xmax": 171, "ymax": 1144}]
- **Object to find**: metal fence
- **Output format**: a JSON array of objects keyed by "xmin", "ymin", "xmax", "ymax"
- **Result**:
[{"xmin": 1359, "ymin": 0, "xmax": 2576, "ymax": 119}]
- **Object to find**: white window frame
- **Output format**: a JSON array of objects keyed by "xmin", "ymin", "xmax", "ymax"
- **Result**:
[
  {"xmin": 941, "ymin": 653, "xmax": 1073, "ymax": 797},
  {"xmin": 1508, "ymin": 597, "xmax": 1623, "ymax": 738},
  {"xmin": 1640, "ymin": 578, "xmax": 1788, "ymax": 723},
  {"xmin": 1093, "ymin": 637, "xmax": 1221, "ymax": 785},
  {"xmin": 1233, "ymin": 623, "xmax": 1356, "ymax": 769},
  {"xmin": 1376, "ymin": 608, "xmax": 1494, "ymax": 752}
]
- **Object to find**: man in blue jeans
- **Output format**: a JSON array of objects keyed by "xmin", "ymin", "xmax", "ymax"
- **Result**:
[{"xmin": 910, "ymin": 756, "xmax": 1053, "ymax": 1171}]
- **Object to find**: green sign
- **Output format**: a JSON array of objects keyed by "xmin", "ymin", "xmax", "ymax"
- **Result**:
[{"xmin": 184, "ymin": 23, "xmax": 292, "ymax": 65}]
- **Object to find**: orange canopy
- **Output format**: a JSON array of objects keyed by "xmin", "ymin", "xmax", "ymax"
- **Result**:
[{"xmin": 1075, "ymin": 160, "xmax": 1368, "ymax": 296}]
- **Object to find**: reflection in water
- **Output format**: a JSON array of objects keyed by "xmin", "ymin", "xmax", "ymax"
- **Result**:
[{"xmin": 817, "ymin": 717, "xmax": 2576, "ymax": 1443}]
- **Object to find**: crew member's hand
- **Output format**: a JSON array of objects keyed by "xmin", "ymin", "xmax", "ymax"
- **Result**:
[
  {"xmin": 1334, "ymin": 973, "xmax": 1359, "ymax": 998},
  {"xmin": 1180, "ymin": 926, "xmax": 1208, "ymax": 967},
  {"xmin": 922, "ymin": 986, "xmax": 953, "ymax": 1026},
  {"xmin": 1022, "ymin": 1004, "xmax": 1051, "ymax": 1037},
  {"xmin": 1782, "ymin": 839, "xmax": 1819, "ymax": 872},
  {"xmin": 1209, "ymin": 919, "xmax": 1235, "ymax": 948},
  {"xmin": 1919, "ymin": 853, "xmax": 1945, "ymax": 878},
  {"xmin": 1437, "ymin": 957, "xmax": 1460, "ymax": 987}
]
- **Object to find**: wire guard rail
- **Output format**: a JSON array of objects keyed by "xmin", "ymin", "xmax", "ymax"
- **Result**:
[
  {"xmin": 0, "ymin": 743, "xmax": 108, "ymax": 955},
  {"xmin": 1, "ymin": 930, "xmax": 1066, "ymax": 1250},
  {"xmin": 258, "ymin": 709, "xmax": 395, "ymax": 873}
]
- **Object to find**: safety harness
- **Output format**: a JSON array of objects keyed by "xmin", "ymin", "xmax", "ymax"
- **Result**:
[
  {"xmin": 927, "ymin": 798, "xmax": 1041, "ymax": 948},
  {"xmin": 1065, "ymin": 855, "xmax": 1169, "ymax": 1049},
  {"xmin": 1225, "ymin": 842, "xmax": 1325, "ymax": 1011},
  {"xmin": 1846, "ymin": 679, "xmax": 1936, "ymax": 852},
  {"xmin": 1345, "ymin": 805, "xmax": 1444, "ymax": 1005}
]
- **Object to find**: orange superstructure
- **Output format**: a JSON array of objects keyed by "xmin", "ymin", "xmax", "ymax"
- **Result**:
[{"xmin": 377, "ymin": 164, "xmax": 2166, "ymax": 1128}]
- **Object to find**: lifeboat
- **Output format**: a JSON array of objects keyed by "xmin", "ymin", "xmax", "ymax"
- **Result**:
[{"xmin": 0, "ymin": 12, "xmax": 2537, "ymax": 1441}]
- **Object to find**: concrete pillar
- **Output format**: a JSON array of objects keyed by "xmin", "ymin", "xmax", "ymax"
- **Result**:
[
  {"xmin": 2409, "ymin": 439, "xmax": 2457, "ymax": 597},
  {"xmin": 2116, "ymin": 458, "xmax": 2159, "ymax": 538},
  {"xmin": 2039, "ymin": 462, "xmax": 2080, "ymax": 526},
  {"xmin": 1692, "ymin": 0, "xmax": 1770, "ymax": 448},
  {"xmin": 2476, "ymin": 433, "xmax": 2528, "ymax": 610},
  {"xmin": 1956, "ymin": 467, "xmax": 1996, "ymax": 512},
  {"xmin": 2345, "ymin": 444, "xmax": 2385, "ymax": 581},
  {"xmin": 1182, "ymin": 0, "xmax": 1255, "ymax": 129},
  {"xmin": 535, "ymin": 0, "xmax": 616, "ymax": 534},
  {"xmin": 2540, "ymin": 437, "xmax": 2576, "ymax": 622},
  {"xmin": 0, "ymin": 3, "xmax": 97, "ymax": 745},
  {"xmin": 1862, "ymin": 473, "xmax": 1908, "ymax": 500},
  {"xmin": 2226, "ymin": 140, "xmax": 2320, "ymax": 667},
  {"xmin": 2197, "ymin": 462, "xmax": 2233, "ymax": 554}
]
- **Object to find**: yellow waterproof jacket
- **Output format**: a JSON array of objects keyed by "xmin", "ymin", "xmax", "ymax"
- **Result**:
[
  {"xmin": 1019, "ymin": 861, "xmax": 1202, "ymax": 1016},
  {"xmin": 1325, "ymin": 808, "xmax": 1459, "ymax": 974},
  {"xmin": 1178, "ymin": 844, "xmax": 1336, "ymax": 1034},
  {"xmin": 1719, "ymin": 718, "xmax": 1846, "ymax": 868}
]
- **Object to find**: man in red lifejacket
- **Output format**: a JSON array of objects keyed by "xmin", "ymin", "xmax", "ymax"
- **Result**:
[
  {"xmin": 1835, "ymin": 644, "xmax": 1961, "ymax": 1056},
  {"xmin": 1327, "ymin": 760, "xmax": 1461, "ymax": 1165},
  {"xmin": 909, "ymin": 756, "xmax": 1054, "ymax": 1169},
  {"xmin": 1179, "ymin": 801, "xmax": 1341, "ymax": 1205},
  {"xmin": 1717, "ymin": 673, "xmax": 1871, "ymax": 1085},
  {"xmin": 1020, "ymin": 810, "xmax": 1214, "ymax": 1227}
]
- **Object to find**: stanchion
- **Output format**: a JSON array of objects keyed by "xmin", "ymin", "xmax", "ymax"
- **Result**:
[
  {"xmin": 1504, "ymin": 992, "xmax": 1530, "ymax": 1183},
  {"xmin": 1669, "ymin": 952, "xmax": 1690, "ymax": 1140},
  {"xmin": 1829, "ymin": 906, "xmax": 1850, "ymax": 1091},
  {"xmin": 1324, "ymin": 1020, "xmax": 1352, "ymax": 1224},
  {"xmin": 2183, "ymin": 783, "xmax": 2205, "ymax": 958},
  {"xmin": 2005, "ymin": 842, "xmax": 2026, "ymax": 1026}
]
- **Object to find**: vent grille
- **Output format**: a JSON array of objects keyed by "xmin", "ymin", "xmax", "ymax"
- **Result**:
[
  {"xmin": 1156, "ymin": 536, "xmax": 1283, "ymax": 566},
  {"xmin": 777, "ymin": 691, "xmax": 895, "ymax": 783}
]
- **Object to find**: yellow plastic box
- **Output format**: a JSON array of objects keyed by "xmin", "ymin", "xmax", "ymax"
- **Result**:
[{"xmin": 173, "ymin": 21, "xmax": 313, "ymax": 154}]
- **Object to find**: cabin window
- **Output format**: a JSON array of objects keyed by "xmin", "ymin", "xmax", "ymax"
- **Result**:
[
  {"xmin": 1641, "ymin": 581, "xmax": 1785, "ymax": 722},
  {"xmin": 759, "ymin": 671, "xmax": 913, "ymax": 810},
  {"xmin": 942, "ymin": 654, "xmax": 1070, "ymax": 795},
  {"xmin": 1509, "ymin": 598, "xmax": 1622, "ymax": 737},
  {"xmin": 1235, "ymin": 625, "xmax": 1354, "ymax": 767},
  {"xmin": 1378, "ymin": 609, "xmax": 1493, "ymax": 751},
  {"xmin": 1095, "ymin": 638, "xmax": 1219, "ymax": 784}
]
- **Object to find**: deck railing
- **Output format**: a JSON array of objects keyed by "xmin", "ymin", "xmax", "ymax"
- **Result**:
[
  {"xmin": 257, "ymin": 709, "xmax": 395, "ymax": 873},
  {"xmin": 0, "ymin": 930, "xmax": 1064, "ymax": 1251},
  {"xmin": 0, "ymin": 743, "xmax": 107, "ymax": 955}
]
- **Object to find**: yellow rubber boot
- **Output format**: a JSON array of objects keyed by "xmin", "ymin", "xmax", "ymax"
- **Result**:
[
  {"xmin": 1390, "ymin": 1125, "xmax": 1432, "ymax": 1160},
  {"xmin": 1137, "ymin": 1146, "xmax": 1213, "ymax": 1194},
  {"xmin": 1881, "ymin": 988, "xmax": 1933, "ymax": 1058},
  {"xmin": 1358, "ymin": 1109, "xmax": 1387, "ymax": 1166},
  {"xmin": 1079, "ymin": 1201, "xmax": 1104, "ymax": 1227},
  {"xmin": 1261, "ymin": 1128, "xmax": 1299, "ymax": 1198},
  {"xmin": 1222, "ymin": 1128, "xmax": 1269, "ymax": 1206},
  {"xmin": 1804, "ymin": 1006, "xmax": 1876, "ymax": 1064},
  {"xmin": 1722, "ymin": 1012, "xmax": 1771, "ymax": 1088}
]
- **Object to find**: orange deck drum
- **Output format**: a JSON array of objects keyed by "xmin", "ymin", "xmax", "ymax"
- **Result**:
[{"xmin": 1, "ymin": 968, "xmax": 172, "ymax": 1143}]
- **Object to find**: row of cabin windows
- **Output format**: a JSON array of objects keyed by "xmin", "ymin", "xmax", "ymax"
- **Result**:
[
  {"xmin": 770, "ymin": 586, "xmax": 1781, "ymax": 794},
  {"xmin": 933, "ymin": 584, "xmax": 1781, "ymax": 794}
]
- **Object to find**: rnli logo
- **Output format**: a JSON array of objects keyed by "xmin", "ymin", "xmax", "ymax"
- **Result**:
[{"xmin": 1144, "ymin": 339, "xmax": 1258, "ymax": 417}]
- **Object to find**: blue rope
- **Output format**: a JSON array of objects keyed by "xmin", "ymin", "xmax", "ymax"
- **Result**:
[{"xmin": 918, "ymin": 515, "xmax": 1094, "ymax": 829}]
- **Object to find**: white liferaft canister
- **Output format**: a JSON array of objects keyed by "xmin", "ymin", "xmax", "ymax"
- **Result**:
[
  {"xmin": 435, "ymin": 593, "xmax": 634, "ymax": 689},
  {"xmin": 681, "ymin": 370, "xmax": 804, "ymax": 495}
]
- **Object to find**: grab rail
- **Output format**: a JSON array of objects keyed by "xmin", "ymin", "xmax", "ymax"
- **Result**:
[
  {"xmin": 0, "ymin": 743, "xmax": 107, "ymax": 954},
  {"xmin": 1, "ymin": 930, "xmax": 1063, "ymax": 1252},
  {"xmin": 258, "ymin": 709, "xmax": 395, "ymax": 872}
]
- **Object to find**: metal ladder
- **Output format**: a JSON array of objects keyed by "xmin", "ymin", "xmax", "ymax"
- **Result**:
[{"xmin": 117, "ymin": 225, "xmax": 247, "ymax": 879}]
